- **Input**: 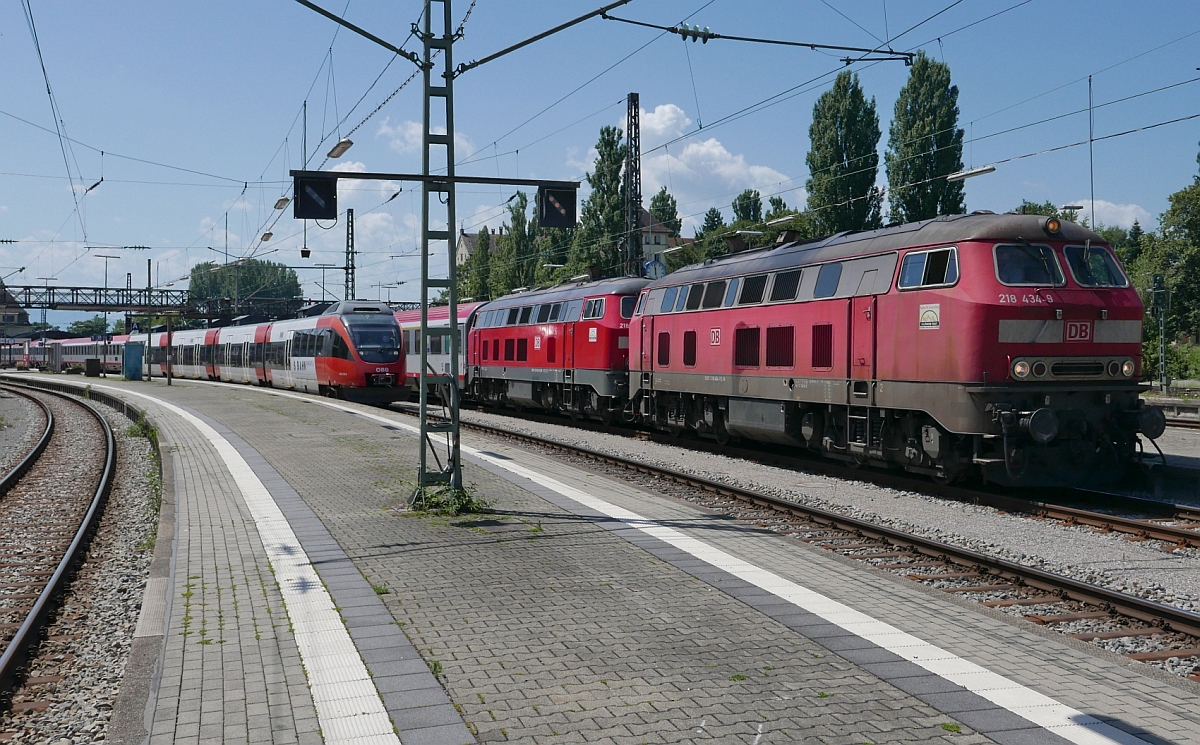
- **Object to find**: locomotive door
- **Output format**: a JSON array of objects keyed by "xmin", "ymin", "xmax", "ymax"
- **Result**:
[
  {"xmin": 564, "ymin": 323, "xmax": 575, "ymax": 369},
  {"xmin": 850, "ymin": 296, "xmax": 876, "ymax": 381}
]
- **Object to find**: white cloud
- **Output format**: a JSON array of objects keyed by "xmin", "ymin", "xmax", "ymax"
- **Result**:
[
  {"xmin": 639, "ymin": 104, "xmax": 691, "ymax": 148},
  {"xmin": 1068, "ymin": 199, "xmax": 1152, "ymax": 229},
  {"xmin": 376, "ymin": 117, "xmax": 474, "ymax": 156},
  {"xmin": 331, "ymin": 160, "xmax": 368, "ymax": 173}
]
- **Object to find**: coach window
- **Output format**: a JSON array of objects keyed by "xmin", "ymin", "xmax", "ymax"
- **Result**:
[
  {"xmin": 814, "ymin": 263, "xmax": 843, "ymax": 298},
  {"xmin": 536, "ymin": 304, "xmax": 553, "ymax": 323},
  {"xmin": 723, "ymin": 278, "xmax": 740, "ymax": 307},
  {"xmin": 682, "ymin": 331, "xmax": 697, "ymax": 366},
  {"xmin": 621, "ymin": 295, "xmax": 637, "ymax": 318},
  {"xmin": 701, "ymin": 281, "xmax": 726, "ymax": 309},
  {"xmin": 684, "ymin": 283, "xmax": 705, "ymax": 311},
  {"xmin": 660, "ymin": 286, "xmax": 679, "ymax": 313},
  {"xmin": 994, "ymin": 243, "xmax": 1064, "ymax": 286},
  {"xmin": 770, "ymin": 270, "xmax": 802, "ymax": 302},
  {"xmin": 518, "ymin": 306, "xmax": 533, "ymax": 324},
  {"xmin": 1064, "ymin": 245, "xmax": 1128, "ymax": 287},
  {"xmin": 738, "ymin": 274, "xmax": 768, "ymax": 305},
  {"xmin": 898, "ymin": 247, "xmax": 958, "ymax": 289},
  {"xmin": 657, "ymin": 331, "xmax": 670, "ymax": 366},
  {"xmin": 430, "ymin": 333, "xmax": 442, "ymax": 355},
  {"xmin": 331, "ymin": 333, "xmax": 350, "ymax": 360}
]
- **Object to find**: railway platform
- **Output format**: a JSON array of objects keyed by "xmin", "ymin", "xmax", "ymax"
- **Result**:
[{"xmin": 5, "ymin": 373, "xmax": 1200, "ymax": 745}]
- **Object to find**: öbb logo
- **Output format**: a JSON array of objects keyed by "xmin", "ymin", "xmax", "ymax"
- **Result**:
[{"xmin": 1065, "ymin": 320, "xmax": 1093, "ymax": 343}]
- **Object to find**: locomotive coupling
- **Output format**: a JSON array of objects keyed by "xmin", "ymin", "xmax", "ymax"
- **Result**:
[
  {"xmin": 1137, "ymin": 406, "xmax": 1167, "ymax": 440},
  {"xmin": 990, "ymin": 404, "xmax": 1059, "ymax": 444}
]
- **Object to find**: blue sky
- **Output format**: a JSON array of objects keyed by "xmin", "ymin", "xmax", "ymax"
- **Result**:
[{"xmin": 2, "ymin": 0, "xmax": 1198, "ymax": 325}]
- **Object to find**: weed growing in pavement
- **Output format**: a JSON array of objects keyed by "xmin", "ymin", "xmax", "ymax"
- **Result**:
[
  {"xmin": 817, "ymin": 691, "xmax": 832, "ymax": 698},
  {"xmin": 373, "ymin": 584, "xmax": 390, "ymax": 595},
  {"xmin": 409, "ymin": 484, "xmax": 491, "ymax": 516},
  {"xmin": 526, "ymin": 519, "xmax": 543, "ymax": 533},
  {"xmin": 940, "ymin": 723, "xmax": 961, "ymax": 733},
  {"xmin": 728, "ymin": 674, "xmax": 747, "ymax": 681},
  {"xmin": 429, "ymin": 660, "xmax": 443, "ymax": 677}
]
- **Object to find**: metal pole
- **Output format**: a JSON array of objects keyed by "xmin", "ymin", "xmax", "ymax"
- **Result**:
[
  {"xmin": 416, "ymin": 0, "xmax": 462, "ymax": 495},
  {"xmin": 624, "ymin": 92, "xmax": 642, "ymax": 277},
  {"xmin": 345, "ymin": 208, "xmax": 356, "ymax": 300},
  {"xmin": 165, "ymin": 315, "xmax": 172, "ymax": 386}
]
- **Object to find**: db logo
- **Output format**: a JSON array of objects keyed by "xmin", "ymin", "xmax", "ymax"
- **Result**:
[
  {"xmin": 710, "ymin": 328, "xmax": 721, "ymax": 346},
  {"xmin": 1065, "ymin": 320, "xmax": 1093, "ymax": 342}
]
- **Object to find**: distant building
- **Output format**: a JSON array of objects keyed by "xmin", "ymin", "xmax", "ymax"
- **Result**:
[
  {"xmin": 0, "ymin": 283, "xmax": 33, "ymax": 337},
  {"xmin": 640, "ymin": 207, "xmax": 690, "ymax": 263},
  {"xmin": 456, "ymin": 227, "xmax": 503, "ymax": 266}
]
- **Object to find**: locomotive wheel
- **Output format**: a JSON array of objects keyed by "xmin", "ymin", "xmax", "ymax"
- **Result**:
[
  {"xmin": 931, "ymin": 471, "xmax": 957, "ymax": 486},
  {"xmin": 600, "ymin": 409, "xmax": 615, "ymax": 427}
]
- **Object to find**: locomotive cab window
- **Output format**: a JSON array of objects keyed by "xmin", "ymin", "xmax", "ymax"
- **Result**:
[
  {"xmin": 583, "ymin": 298, "xmax": 606, "ymax": 320},
  {"xmin": 814, "ymin": 263, "xmax": 843, "ymax": 298},
  {"xmin": 994, "ymin": 243, "xmax": 1064, "ymax": 286},
  {"xmin": 621, "ymin": 295, "xmax": 637, "ymax": 319},
  {"xmin": 1064, "ymin": 245, "xmax": 1128, "ymax": 287},
  {"xmin": 634, "ymin": 293, "xmax": 646, "ymax": 316},
  {"xmin": 898, "ymin": 247, "xmax": 959, "ymax": 289}
]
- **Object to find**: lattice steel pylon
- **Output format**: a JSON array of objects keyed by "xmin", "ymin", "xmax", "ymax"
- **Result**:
[
  {"xmin": 624, "ymin": 92, "xmax": 642, "ymax": 277},
  {"xmin": 416, "ymin": 0, "xmax": 462, "ymax": 492},
  {"xmin": 344, "ymin": 207, "xmax": 356, "ymax": 300}
]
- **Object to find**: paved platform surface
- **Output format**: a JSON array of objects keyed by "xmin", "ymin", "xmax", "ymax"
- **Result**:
[{"xmin": 16, "ymin": 374, "xmax": 1200, "ymax": 745}]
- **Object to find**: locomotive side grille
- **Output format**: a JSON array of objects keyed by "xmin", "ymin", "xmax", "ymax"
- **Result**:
[
  {"xmin": 766, "ymin": 326, "xmax": 795, "ymax": 367},
  {"xmin": 811, "ymin": 324, "xmax": 833, "ymax": 369},
  {"xmin": 1050, "ymin": 361, "xmax": 1104, "ymax": 377},
  {"xmin": 734, "ymin": 327, "xmax": 760, "ymax": 367}
]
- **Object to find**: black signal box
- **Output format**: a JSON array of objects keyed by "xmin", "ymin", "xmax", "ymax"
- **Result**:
[
  {"xmin": 538, "ymin": 187, "xmax": 577, "ymax": 229},
  {"xmin": 294, "ymin": 176, "xmax": 338, "ymax": 220}
]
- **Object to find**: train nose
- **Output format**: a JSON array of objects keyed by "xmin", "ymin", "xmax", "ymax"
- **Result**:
[{"xmin": 1020, "ymin": 408, "xmax": 1059, "ymax": 444}]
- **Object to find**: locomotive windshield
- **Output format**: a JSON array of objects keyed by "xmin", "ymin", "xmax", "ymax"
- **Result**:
[
  {"xmin": 994, "ymin": 243, "xmax": 1065, "ymax": 286},
  {"xmin": 1064, "ymin": 245, "xmax": 1128, "ymax": 287},
  {"xmin": 349, "ymin": 325, "xmax": 401, "ymax": 363},
  {"xmin": 621, "ymin": 295, "xmax": 637, "ymax": 319}
]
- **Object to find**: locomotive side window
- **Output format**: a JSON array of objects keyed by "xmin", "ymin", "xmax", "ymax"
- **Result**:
[
  {"xmin": 766, "ymin": 326, "xmax": 795, "ymax": 367},
  {"xmin": 516, "ymin": 338, "xmax": 528, "ymax": 362},
  {"xmin": 898, "ymin": 247, "xmax": 958, "ymax": 289},
  {"xmin": 482, "ymin": 338, "xmax": 490, "ymax": 361},
  {"xmin": 700, "ymin": 281, "xmax": 725, "ymax": 309},
  {"xmin": 770, "ymin": 270, "xmax": 802, "ymax": 302},
  {"xmin": 994, "ymin": 244, "xmax": 1064, "ymax": 286},
  {"xmin": 633, "ymin": 293, "xmax": 645, "ymax": 316},
  {"xmin": 518, "ymin": 306, "xmax": 533, "ymax": 324},
  {"xmin": 738, "ymin": 275, "xmax": 768, "ymax": 305},
  {"xmin": 683, "ymin": 331, "xmax": 697, "ymax": 366},
  {"xmin": 814, "ymin": 263, "xmax": 843, "ymax": 298},
  {"xmin": 492, "ymin": 339, "xmax": 499, "ymax": 360},
  {"xmin": 549, "ymin": 303, "xmax": 562, "ymax": 322},
  {"xmin": 685, "ymin": 283, "xmax": 705, "ymax": 311},
  {"xmin": 506, "ymin": 308, "xmax": 520, "ymax": 325},
  {"xmin": 723, "ymin": 278, "xmax": 740, "ymax": 307},
  {"xmin": 811, "ymin": 324, "xmax": 833, "ymax": 368},
  {"xmin": 657, "ymin": 331, "xmax": 670, "ymax": 366},
  {"xmin": 660, "ymin": 286, "xmax": 679, "ymax": 313},
  {"xmin": 331, "ymin": 333, "xmax": 350, "ymax": 360},
  {"xmin": 562, "ymin": 299, "xmax": 583, "ymax": 322},
  {"xmin": 504, "ymin": 339, "xmax": 515, "ymax": 361},
  {"xmin": 1064, "ymin": 245, "xmax": 1128, "ymax": 287},
  {"xmin": 583, "ymin": 298, "xmax": 606, "ymax": 320},
  {"xmin": 536, "ymin": 304, "xmax": 552, "ymax": 323},
  {"xmin": 734, "ymin": 327, "xmax": 760, "ymax": 367},
  {"xmin": 621, "ymin": 295, "xmax": 637, "ymax": 318}
]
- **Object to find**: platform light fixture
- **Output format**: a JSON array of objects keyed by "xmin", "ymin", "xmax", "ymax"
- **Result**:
[
  {"xmin": 1061, "ymin": 205, "xmax": 1084, "ymax": 211},
  {"xmin": 327, "ymin": 137, "xmax": 354, "ymax": 159},
  {"xmin": 947, "ymin": 164, "xmax": 996, "ymax": 182},
  {"xmin": 261, "ymin": 232, "xmax": 273, "ymax": 242},
  {"xmin": 274, "ymin": 197, "xmax": 290, "ymax": 210}
]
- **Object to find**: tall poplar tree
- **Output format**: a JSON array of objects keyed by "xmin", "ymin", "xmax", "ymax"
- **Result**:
[
  {"xmin": 805, "ymin": 71, "xmax": 883, "ymax": 234},
  {"xmin": 649, "ymin": 186, "xmax": 681, "ymax": 236},
  {"xmin": 569, "ymin": 126, "xmax": 627, "ymax": 276},
  {"xmin": 732, "ymin": 189, "xmax": 763, "ymax": 223},
  {"xmin": 488, "ymin": 192, "xmax": 535, "ymax": 297},
  {"xmin": 464, "ymin": 228, "xmax": 491, "ymax": 301},
  {"xmin": 885, "ymin": 51, "xmax": 965, "ymax": 223}
]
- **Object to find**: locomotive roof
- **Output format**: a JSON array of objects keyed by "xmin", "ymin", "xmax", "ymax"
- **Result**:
[
  {"xmin": 656, "ymin": 212, "xmax": 1106, "ymax": 286},
  {"xmin": 486, "ymin": 276, "xmax": 649, "ymax": 310}
]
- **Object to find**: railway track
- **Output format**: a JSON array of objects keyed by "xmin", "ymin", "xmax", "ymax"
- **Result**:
[
  {"xmin": 0, "ymin": 384, "xmax": 116, "ymax": 701},
  {"xmin": 402, "ymin": 404, "xmax": 1200, "ymax": 681},
  {"xmin": 1167, "ymin": 417, "xmax": 1200, "ymax": 430}
]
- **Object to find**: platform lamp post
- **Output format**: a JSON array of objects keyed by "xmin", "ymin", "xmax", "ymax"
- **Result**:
[
  {"xmin": 35, "ymin": 277, "xmax": 56, "ymax": 371},
  {"xmin": 95, "ymin": 254, "xmax": 120, "ymax": 376}
]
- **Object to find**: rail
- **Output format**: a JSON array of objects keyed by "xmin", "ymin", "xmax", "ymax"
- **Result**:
[{"xmin": 0, "ymin": 384, "xmax": 117, "ymax": 697}]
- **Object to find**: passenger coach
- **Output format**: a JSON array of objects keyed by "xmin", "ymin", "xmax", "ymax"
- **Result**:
[{"xmin": 630, "ymin": 212, "xmax": 1163, "ymax": 486}]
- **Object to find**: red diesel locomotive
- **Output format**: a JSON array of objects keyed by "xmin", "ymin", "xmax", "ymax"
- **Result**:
[
  {"xmin": 465, "ymin": 278, "xmax": 649, "ymax": 422},
  {"xmin": 628, "ymin": 212, "xmax": 1164, "ymax": 486}
]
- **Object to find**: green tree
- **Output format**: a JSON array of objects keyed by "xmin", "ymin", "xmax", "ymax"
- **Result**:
[
  {"xmin": 732, "ymin": 189, "xmax": 763, "ymax": 224},
  {"xmin": 648, "ymin": 186, "xmax": 681, "ymax": 236},
  {"xmin": 885, "ymin": 51, "xmax": 965, "ymax": 223},
  {"xmin": 67, "ymin": 315, "xmax": 108, "ymax": 336},
  {"xmin": 766, "ymin": 196, "xmax": 790, "ymax": 221},
  {"xmin": 696, "ymin": 207, "xmax": 725, "ymax": 240},
  {"xmin": 189, "ymin": 259, "xmax": 301, "ymax": 301},
  {"xmin": 569, "ymin": 126, "xmax": 627, "ymax": 276},
  {"xmin": 489, "ymin": 192, "xmax": 536, "ymax": 297},
  {"xmin": 1014, "ymin": 200, "xmax": 1080, "ymax": 224},
  {"xmin": 1123, "ymin": 219, "xmax": 1144, "ymax": 264},
  {"xmin": 463, "ymin": 228, "xmax": 491, "ymax": 301},
  {"xmin": 806, "ymin": 70, "xmax": 883, "ymax": 234}
]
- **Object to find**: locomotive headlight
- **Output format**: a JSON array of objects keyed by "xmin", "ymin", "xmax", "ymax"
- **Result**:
[
  {"xmin": 1107, "ymin": 360, "xmax": 1121, "ymax": 377},
  {"xmin": 1012, "ymin": 360, "xmax": 1031, "ymax": 379},
  {"xmin": 1121, "ymin": 359, "xmax": 1135, "ymax": 377}
]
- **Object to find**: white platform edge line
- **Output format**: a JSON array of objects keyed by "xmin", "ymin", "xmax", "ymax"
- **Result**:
[
  {"xmin": 87, "ymin": 383, "xmax": 401, "ymax": 745},
  {"xmin": 128, "ymin": 379, "xmax": 1150, "ymax": 745}
]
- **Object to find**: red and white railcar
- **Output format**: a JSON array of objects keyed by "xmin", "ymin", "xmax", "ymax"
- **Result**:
[
  {"xmin": 630, "ymin": 212, "xmax": 1162, "ymax": 486},
  {"xmin": 466, "ymin": 278, "xmax": 648, "ymax": 421},
  {"xmin": 394, "ymin": 302, "xmax": 483, "ymax": 393}
]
